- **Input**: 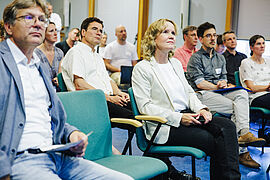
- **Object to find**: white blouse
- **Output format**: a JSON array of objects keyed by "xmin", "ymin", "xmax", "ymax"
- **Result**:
[{"xmin": 239, "ymin": 57, "xmax": 270, "ymax": 103}]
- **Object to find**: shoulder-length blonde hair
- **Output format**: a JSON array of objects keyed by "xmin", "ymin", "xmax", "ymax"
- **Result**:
[{"xmin": 141, "ymin": 19, "xmax": 178, "ymax": 61}]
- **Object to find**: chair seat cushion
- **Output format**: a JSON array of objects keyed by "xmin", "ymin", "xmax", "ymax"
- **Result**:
[
  {"xmin": 148, "ymin": 146, "xmax": 206, "ymax": 159},
  {"xmin": 94, "ymin": 155, "xmax": 168, "ymax": 180}
]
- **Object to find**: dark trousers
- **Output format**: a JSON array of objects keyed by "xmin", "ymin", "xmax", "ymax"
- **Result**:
[
  {"xmin": 155, "ymin": 117, "xmax": 241, "ymax": 180},
  {"xmin": 251, "ymin": 93, "xmax": 270, "ymax": 110},
  {"xmin": 107, "ymin": 101, "xmax": 135, "ymax": 130}
]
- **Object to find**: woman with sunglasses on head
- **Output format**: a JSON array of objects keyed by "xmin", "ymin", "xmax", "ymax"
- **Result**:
[
  {"xmin": 35, "ymin": 21, "xmax": 64, "ymax": 91},
  {"xmin": 132, "ymin": 19, "xmax": 240, "ymax": 180},
  {"xmin": 240, "ymin": 35, "xmax": 270, "ymax": 110}
]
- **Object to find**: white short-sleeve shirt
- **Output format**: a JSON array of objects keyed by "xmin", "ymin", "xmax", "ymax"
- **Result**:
[
  {"xmin": 61, "ymin": 42, "xmax": 113, "ymax": 95},
  {"xmin": 103, "ymin": 40, "xmax": 138, "ymax": 69}
]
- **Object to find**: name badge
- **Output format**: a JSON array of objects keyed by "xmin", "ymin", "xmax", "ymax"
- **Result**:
[{"xmin": 215, "ymin": 68, "xmax": 222, "ymax": 74}]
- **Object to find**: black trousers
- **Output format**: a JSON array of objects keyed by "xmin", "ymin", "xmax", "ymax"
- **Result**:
[
  {"xmin": 154, "ymin": 117, "xmax": 241, "ymax": 180},
  {"xmin": 251, "ymin": 93, "xmax": 270, "ymax": 110},
  {"xmin": 107, "ymin": 101, "xmax": 135, "ymax": 130}
]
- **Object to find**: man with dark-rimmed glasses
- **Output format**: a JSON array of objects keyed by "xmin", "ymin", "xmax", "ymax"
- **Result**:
[
  {"xmin": 0, "ymin": 0, "xmax": 133, "ymax": 180},
  {"xmin": 186, "ymin": 22, "xmax": 265, "ymax": 170}
]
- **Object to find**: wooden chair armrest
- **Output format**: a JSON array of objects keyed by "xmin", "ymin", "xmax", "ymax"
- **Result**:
[
  {"xmin": 111, "ymin": 118, "xmax": 143, "ymax": 128},
  {"xmin": 135, "ymin": 115, "xmax": 167, "ymax": 124}
]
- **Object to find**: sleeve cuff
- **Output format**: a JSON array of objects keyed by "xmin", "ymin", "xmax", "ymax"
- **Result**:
[{"xmin": 194, "ymin": 78, "xmax": 205, "ymax": 85}]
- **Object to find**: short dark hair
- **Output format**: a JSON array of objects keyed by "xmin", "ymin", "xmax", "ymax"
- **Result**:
[
  {"xmin": 182, "ymin": 25, "xmax": 197, "ymax": 41},
  {"xmin": 222, "ymin": 31, "xmax": 235, "ymax": 42},
  {"xmin": 249, "ymin": 34, "xmax": 265, "ymax": 56},
  {"xmin": 80, "ymin": 17, "xmax": 103, "ymax": 33},
  {"xmin": 216, "ymin": 35, "xmax": 223, "ymax": 45},
  {"xmin": 197, "ymin": 22, "xmax": 215, "ymax": 38}
]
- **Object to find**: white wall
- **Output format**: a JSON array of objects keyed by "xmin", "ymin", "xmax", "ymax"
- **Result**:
[
  {"xmin": 189, "ymin": 0, "xmax": 227, "ymax": 35},
  {"xmin": 69, "ymin": 0, "xmax": 89, "ymax": 30},
  {"xmin": 95, "ymin": 0, "xmax": 139, "ymax": 45},
  {"xmin": 0, "ymin": 0, "xmax": 16, "ymax": 19},
  {"xmin": 148, "ymin": 0, "xmax": 184, "ymax": 48},
  {"xmin": 237, "ymin": 0, "xmax": 270, "ymax": 40}
]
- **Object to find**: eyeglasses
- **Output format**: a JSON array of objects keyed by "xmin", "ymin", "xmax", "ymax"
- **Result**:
[
  {"xmin": 15, "ymin": 15, "xmax": 49, "ymax": 28},
  {"xmin": 203, "ymin": 33, "xmax": 217, "ymax": 39}
]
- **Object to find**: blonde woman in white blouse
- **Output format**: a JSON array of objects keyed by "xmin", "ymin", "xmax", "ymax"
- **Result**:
[{"xmin": 132, "ymin": 19, "xmax": 240, "ymax": 180}]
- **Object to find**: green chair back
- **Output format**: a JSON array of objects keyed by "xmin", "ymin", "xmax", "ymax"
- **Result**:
[
  {"xmin": 128, "ymin": 88, "xmax": 149, "ymax": 151},
  {"xmin": 57, "ymin": 89, "xmax": 168, "ymax": 179},
  {"xmin": 234, "ymin": 71, "xmax": 241, "ymax": 86},
  {"xmin": 57, "ymin": 90, "xmax": 112, "ymax": 160},
  {"xmin": 57, "ymin": 73, "xmax": 68, "ymax": 92}
]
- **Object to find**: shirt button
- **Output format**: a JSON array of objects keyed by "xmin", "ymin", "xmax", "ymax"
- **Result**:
[
  {"xmin": 19, "ymin": 123, "xmax": 24, "ymax": 128},
  {"xmin": 11, "ymin": 149, "xmax": 15, "ymax": 153}
]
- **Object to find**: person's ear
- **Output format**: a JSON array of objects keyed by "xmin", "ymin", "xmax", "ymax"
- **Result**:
[
  {"xmin": 81, "ymin": 29, "xmax": 86, "ymax": 38},
  {"xmin": 199, "ymin": 36, "xmax": 203, "ymax": 44},
  {"xmin": 4, "ymin": 23, "xmax": 13, "ymax": 36},
  {"xmin": 250, "ymin": 45, "xmax": 254, "ymax": 52},
  {"xmin": 183, "ymin": 34, "xmax": 187, "ymax": 41}
]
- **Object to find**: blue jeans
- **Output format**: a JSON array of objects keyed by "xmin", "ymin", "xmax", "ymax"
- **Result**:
[{"xmin": 11, "ymin": 152, "xmax": 133, "ymax": 180}]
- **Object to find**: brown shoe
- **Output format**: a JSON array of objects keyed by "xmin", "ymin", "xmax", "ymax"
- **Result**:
[
  {"xmin": 238, "ymin": 132, "xmax": 266, "ymax": 146},
  {"xmin": 239, "ymin": 152, "xmax": 261, "ymax": 169}
]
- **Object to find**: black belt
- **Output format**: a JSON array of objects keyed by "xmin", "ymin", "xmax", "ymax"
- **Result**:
[{"xmin": 16, "ymin": 148, "xmax": 44, "ymax": 156}]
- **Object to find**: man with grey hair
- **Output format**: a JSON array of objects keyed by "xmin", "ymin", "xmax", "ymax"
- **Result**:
[
  {"xmin": 103, "ymin": 25, "xmax": 138, "ymax": 85},
  {"xmin": 174, "ymin": 25, "xmax": 198, "ymax": 72},
  {"xmin": 222, "ymin": 31, "xmax": 247, "ymax": 85},
  {"xmin": 0, "ymin": 0, "xmax": 133, "ymax": 179}
]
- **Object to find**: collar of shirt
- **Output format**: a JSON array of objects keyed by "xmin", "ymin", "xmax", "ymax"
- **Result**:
[
  {"xmin": 78, "ymin": 41, "xmax": 96, "ymax": 54},
  {"xmin": 182, "ymin": 44, "xmax": 198, "ymax": 54},
  {"xmin": 199, "ymin": 47, "xmax": 217, "ymax": 57},
  {"xmin": 7, "ymin": 38, "xmax": 41, "ymax": 68},
  {"xmin": 223, "ymin": 49, "xmax": 240, "ymax": 58}
]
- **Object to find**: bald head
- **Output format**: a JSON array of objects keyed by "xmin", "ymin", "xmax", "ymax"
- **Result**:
[
  {"xmin": 47, "ymin": 3, "xmax": 53, "ymax": 17},
  {"xmin": 115, "ymin": 25, "xmax": 127, "ymax": 44}
]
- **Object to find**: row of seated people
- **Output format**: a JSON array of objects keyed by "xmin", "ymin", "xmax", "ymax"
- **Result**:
[
  {"xmin": 1, "ymin": 1, "xmax": 268, "ymax": 179},
  {"xmin": 58, "ymin": 16, "xmax": 242, "ymax": 179},
  {"xmin": 59, "ymin": 17, "xmax": 267, "ymax": 179},
  {"xmin": 174, "ymin": 23, "xmax": 270, "ymax": 169}
]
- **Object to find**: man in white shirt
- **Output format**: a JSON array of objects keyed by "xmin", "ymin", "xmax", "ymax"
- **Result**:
[
  {"xmin": 47, "ymin": 3, "xmax": 62, "ymax": 43},
  {"xmin": 61, "ymin": 17, "xmax": 134, "ymax": 123},
  {"xmin": 103, "ymin": 25, "xmax": 138, "ymax": 84}
]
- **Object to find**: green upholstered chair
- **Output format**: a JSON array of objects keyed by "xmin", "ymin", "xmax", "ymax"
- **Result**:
[
  {"xmin": 128, "ymin": 87, "xmax": 206, "ymax": 179},
  {"xmin": 57, "ymin": 72, "xmax": 134, "ymax": 155},
  {"xmin": 235, "ymin": 71, "xmax": 270, "ymax": 153},
  {"xmin": 57, "ymin": 73, "xmax": 68, "ymax": 92},
  {"xmin": 57, "ymin": 89, "xmax": 168, "ymax": 179}
]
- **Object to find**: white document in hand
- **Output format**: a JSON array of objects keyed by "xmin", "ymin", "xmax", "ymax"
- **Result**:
[{"xmin": 39, "ymin": 131, "xmax": 93, "ymax": 152}]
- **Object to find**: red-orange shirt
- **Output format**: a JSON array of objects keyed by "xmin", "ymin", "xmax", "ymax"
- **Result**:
[{"xmin": 174, "ymin": 45, "xmax": 198, "ymax": 72}]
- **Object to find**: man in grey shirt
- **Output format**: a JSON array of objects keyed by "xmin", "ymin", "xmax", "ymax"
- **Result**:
[{"xmin": 186, "ymin": 22, "xmax": 265, "ymax": 169}]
